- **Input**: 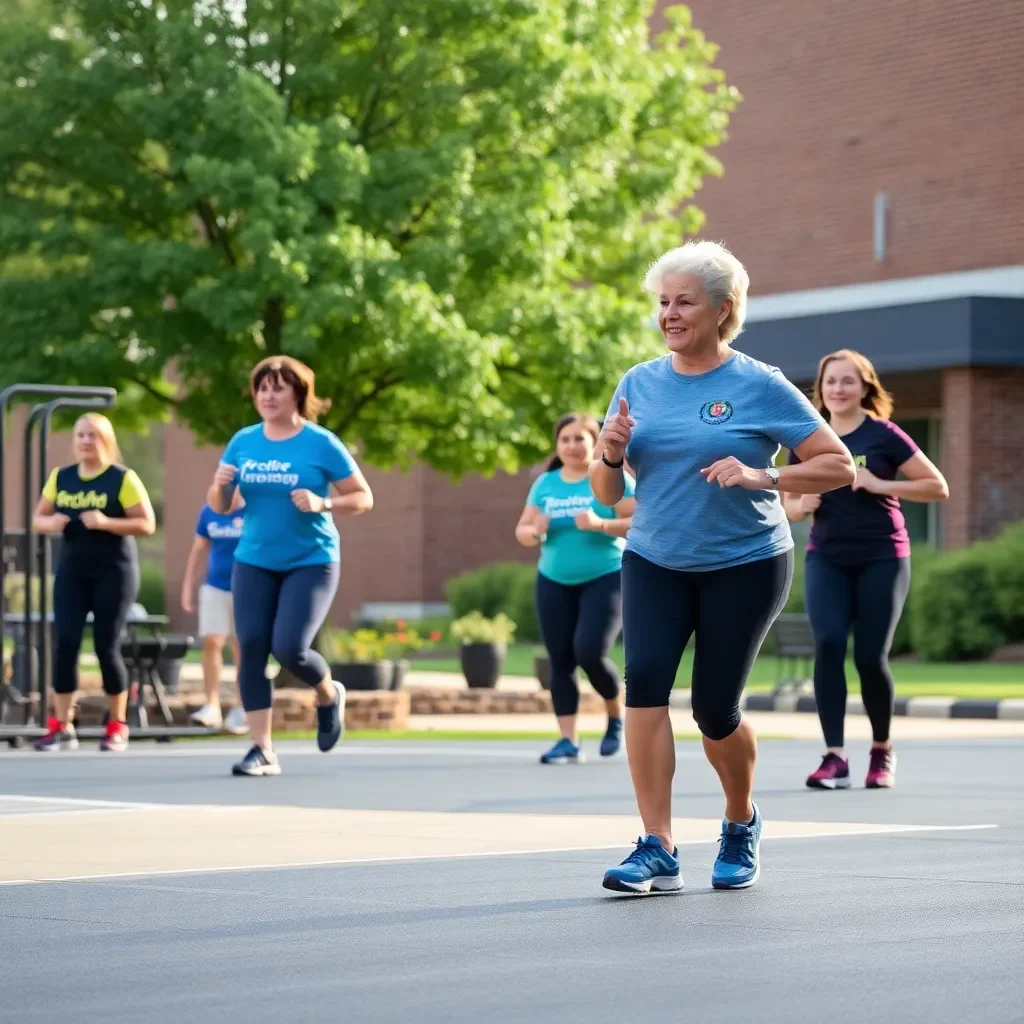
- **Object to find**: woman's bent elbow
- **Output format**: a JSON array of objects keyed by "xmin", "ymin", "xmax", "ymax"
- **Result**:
[{"xmin": 835, "ymin": 455, "xmax": 857, "ymax": 489}]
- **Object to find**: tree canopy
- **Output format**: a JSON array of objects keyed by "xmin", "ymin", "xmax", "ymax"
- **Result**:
[{"xmin": 0, "ymin": 0, "xmax": 737, "ymax": 473}]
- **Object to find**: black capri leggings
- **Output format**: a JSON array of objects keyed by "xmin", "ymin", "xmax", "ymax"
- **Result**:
[
  {"xmin": 233, "ymin": 560, "xmax": 340, "ymax": 712},
  {"xmin": 535, "ymin": 570, "xmax": 623, "ymax": 717},
  {"xmin": 621, "ymin": 550, "xmax": 793, "ymax": 740},
  {"xmin": 805, "ymin": 553, "xmax": 911, "ymax": 748},
  {"xmin": 53, "ymin": 559, "xmax": 139, "ymax": 696}
]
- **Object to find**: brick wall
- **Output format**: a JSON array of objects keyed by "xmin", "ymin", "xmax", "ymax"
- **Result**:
[
  {"xmin": 941, "ymin": 367, "xmax": 1024, "ymax": 548},
  {"xmin": 677, "ymin": 0, "xmax": 1024, "ymax": 293}
]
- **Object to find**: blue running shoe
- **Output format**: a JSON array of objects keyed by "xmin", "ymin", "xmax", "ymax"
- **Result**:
[
  {"xmin": 712, "ymin": 803, "xmax": 762, "ymax": 889},
  {"xmin": 602, "ymin": 835, "xmax": 683, "ymax": 894},
  {"xmin": 599, "ymin": 717, "xmax": 623, "ymax": 757},
  {"xmin": 316, "ymin": 680, "xmax": 346, "ymax": 753},
  {"xmin": 540, "ymin": 737, "xmax": 585, "ymax": 764}
]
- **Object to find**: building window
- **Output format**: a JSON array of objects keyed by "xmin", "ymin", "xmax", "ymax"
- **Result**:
[{"xmin": 893, "ymin": 417, "xmax": 942, "ymax": 547}]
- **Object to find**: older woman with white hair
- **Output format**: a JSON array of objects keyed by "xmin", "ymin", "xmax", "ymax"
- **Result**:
[{"xmin": 591, "ymin": 240, "xmax": 855, "ymax": 894}]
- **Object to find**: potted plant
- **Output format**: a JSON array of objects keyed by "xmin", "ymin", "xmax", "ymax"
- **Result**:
[
  {"xmin": 449, "ymin": 612, "xmax": 517, "ymax": 689},
  {"xmin": 533, "ymin": 649, "xmax": 552, "ymax": 691},
  {"xmin": 317, "ymin": 628, "xmax": 393, "ymax": 691},
  {"xmin": 384, "ymin": 621, "xmax": 443, "ymax": 690}
]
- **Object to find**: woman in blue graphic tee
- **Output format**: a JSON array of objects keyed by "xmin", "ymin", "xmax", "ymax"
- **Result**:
[
  {"xmin": 515, "ymin": 413, "xmax": 635, "ymax": 766},
  {"xmin": 207, "ymin": 356, "xmax": 374, "ymax": 778}
]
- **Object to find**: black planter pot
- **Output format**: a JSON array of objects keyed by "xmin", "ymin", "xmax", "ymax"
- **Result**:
[
  {"xmin": 329, "ymin": 660, "xmax": 394, "ymax": 691},
  {"xmin": 534, "ymin": 655, "xmax": 552, "ymax": 691},
  {"xmin": 459, "ymin": 642, "xmax": 506, "ymax": 689},
  {"xmin": 390, "ymin": 659, "xmax": 410, "ymax": 691},
  {"xmin": 156, "ymin": 655, "xmax": 184, "ymax": 696}
]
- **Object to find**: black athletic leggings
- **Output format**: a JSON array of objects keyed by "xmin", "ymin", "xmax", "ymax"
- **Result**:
[
  {"xmin": 805, "ymin": 553, "xmax": 910, "ymax": 748},
  {"xmin": 53, "ymin": 559, "xmax": 139, "ymax": 696},
  {"xmin": 535, "ymin": 570, "xmax": 623, "ymax": 717},
  {"xmin": 621, "ymin": 550, "xmax": 793, "ymax": 740},
  {"xmin": 233, "ymin": 560, "xmax": 340, "ymax": 712}
]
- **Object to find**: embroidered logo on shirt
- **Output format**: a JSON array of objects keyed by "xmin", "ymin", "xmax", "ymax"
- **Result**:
[
  {"xmin": 699, "ymin": 400, "xmax": 734, "ymax": 425},
  {"xmin": 853, "ymin": 454, "xmax": 867, "ymax": 468}
]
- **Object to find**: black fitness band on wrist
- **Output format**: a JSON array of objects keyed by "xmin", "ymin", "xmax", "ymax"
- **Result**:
[{"xmin": 602, "ymin": 452, "xmax": 625, "ymax": 469}]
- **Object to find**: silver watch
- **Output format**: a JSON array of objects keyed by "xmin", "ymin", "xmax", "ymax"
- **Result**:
[{"xmin": 765, "ymin": 467, "xmax": 781, "ymax": 487}]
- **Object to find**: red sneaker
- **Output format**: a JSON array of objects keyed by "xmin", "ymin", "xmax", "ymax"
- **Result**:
[
  {"xmin": 100, "ymin": 720, "xmax": 130, "ymax": 752},
  {"xmin": 34, "ymin": 717, "xmax": 79, "ymax": 751},
  {"xmin": 865, "ymin": 748, "xmax": 897, "ymax": 789},
  {"xmin": 805, "ymin": 752, "xmax": 851, "ymax": 789}
]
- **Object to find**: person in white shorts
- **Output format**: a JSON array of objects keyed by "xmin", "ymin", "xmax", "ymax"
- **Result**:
[{"xmin": 181, "ymin": 493, "xmax": 247, "ymax": 733}]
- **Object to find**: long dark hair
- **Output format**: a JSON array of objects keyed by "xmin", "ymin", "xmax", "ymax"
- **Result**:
[
  {"xmin": 545, "ymin": 413, "xmax": 601, "ymax": 471},
  {"xmin": 812, "ymin": 348, "xmax": 894, "ymax": 421}
]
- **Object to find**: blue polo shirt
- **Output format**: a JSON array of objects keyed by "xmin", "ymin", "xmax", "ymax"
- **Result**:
[{"xmin": 606, "ymin": 352, "xmax": 824, "ymax": 571}]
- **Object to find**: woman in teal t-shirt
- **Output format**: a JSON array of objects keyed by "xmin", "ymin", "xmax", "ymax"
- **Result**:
[{"xmin": 515, "ymin": 413, "xmax": 635, "ymax": 764}]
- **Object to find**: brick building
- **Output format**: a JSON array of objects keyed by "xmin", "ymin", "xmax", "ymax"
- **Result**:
[{"xmin": 155, "ymin": 0, "xmax": 1024, "ymax": 630}]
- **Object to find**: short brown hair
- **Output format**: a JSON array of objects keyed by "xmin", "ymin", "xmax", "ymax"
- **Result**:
[
  {"xmin": 249, "ymin": 356, "xmax": 331, "ymax": 422},
  {"xmin": 812, "ymin": 348, "xmax": 894, "ymax": 421}
]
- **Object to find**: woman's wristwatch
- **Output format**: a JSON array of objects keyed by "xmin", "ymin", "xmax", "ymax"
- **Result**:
[
  {"xmin": 602, "ymin": 452, "xmax": 625, "ymax": 469},
  {"xmin": 764, "ymin": 467, "xmax": 781, "ymax": 488},
  {"xmin": 323, "ymin": 497, "xmax": 334, "ymax": 511}
]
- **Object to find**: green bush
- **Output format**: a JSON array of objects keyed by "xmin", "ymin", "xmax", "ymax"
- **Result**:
[
  {"xmin": 911, "ymin": 544, "xmax": 1006, "ymax": 661},
  {"xmin": 137, "ymin": 559, "xmax": 166, "ymax": 615},
  {"xmin": 2, "ymin": 572, "xmax": 54, "ymax": 615},
  {"xmin": 986, "ymin": 521, "xmax": 1024, "ymax": 643},
  {"xmin": 890, "ymin": 544, "xmax": 939, "ymax": 656},
  {"xmin": 445, "ymin": 561, "xmax": 538, "ymax": 637}
]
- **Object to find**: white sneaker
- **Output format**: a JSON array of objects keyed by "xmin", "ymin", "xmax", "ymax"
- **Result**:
[
  {"xmin": 223, "ymin": 705, "xmax": 248, "ymax": 735},
  {"xmin": 189, "ymin": 703, "xmax": 223, "ymax": 729}
]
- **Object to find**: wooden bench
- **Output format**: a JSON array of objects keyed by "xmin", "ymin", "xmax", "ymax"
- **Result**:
[{"xmin": 770, "ymin": 613, "xmax": 815, "ymax": 695}]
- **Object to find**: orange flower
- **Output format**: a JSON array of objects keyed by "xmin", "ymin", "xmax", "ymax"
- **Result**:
[
  {"xmin": 429, "ymin": 631, "xmax": 442, "ymax": 642},
  {"xmin": 397, "ymin": 632, "xmax": 409, "ymax": 643},
  {"xmin": 396, "ymin": 619, "xmax": 407, "ymax": 629}
]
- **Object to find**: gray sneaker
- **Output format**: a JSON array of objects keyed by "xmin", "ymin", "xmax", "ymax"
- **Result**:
[{"xmin": 231, "ymin": 744, "xmax": 281, "ymax": 777}]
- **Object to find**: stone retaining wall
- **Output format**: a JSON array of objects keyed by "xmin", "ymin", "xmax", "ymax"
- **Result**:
[
  {"xmin": 73, "ymin": 689, "xmax": 410, "ymax": 732},
  {"xmin": 408, "ymin": 688, "xmax": 605, "ymax": 716}
]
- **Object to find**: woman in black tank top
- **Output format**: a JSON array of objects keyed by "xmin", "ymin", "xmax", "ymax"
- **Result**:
[{"xmin": 31, "ymin": 413, "xmax": 156, "ymax": 752}]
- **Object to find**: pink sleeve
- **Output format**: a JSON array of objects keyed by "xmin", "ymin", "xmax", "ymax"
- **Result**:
[{"xmin": 882, "ymin": 421, "xmax": 919, "ymax": 465}]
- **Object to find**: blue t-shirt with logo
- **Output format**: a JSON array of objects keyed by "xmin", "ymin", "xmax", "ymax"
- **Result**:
[
  {"xmin": 606, "ymin": 351, "xmax": 824, "ymax": 571},
  {"xmin": 222, "ymin": 423, "xmax": 357, "ymax": 571},
  {"xmin": 527, "ymin": 470, "xmax": 636, "ymax": 586},
  {"xmin": 195, "ymin": 504, "xmax": 244, "ymax": 591}
]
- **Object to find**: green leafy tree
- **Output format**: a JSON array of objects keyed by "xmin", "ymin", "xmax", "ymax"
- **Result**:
[{"xmin": 0, "ymin": 0, "xmax": 737, "ymax": 473}]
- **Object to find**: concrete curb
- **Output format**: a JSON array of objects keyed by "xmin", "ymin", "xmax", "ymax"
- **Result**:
[{"xmin": 668, "ymin": 690, "xmax": 1024, "ymax": 721}]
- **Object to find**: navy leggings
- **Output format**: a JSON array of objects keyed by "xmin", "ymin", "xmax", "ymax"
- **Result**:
[
  {"xmin": 805, "ymin": 553, "xmax": 910, "ymax": 748},
  {"xmin": 232, "ymin": 560, "xmax": 340, "ymax": 712},
  {"xmin": 535, "ymin": 571, "xmax": 623, "ymax": 717},
  {"xmin": 621, "ymin": 550, "xmax": 793, "ymax": 740}
]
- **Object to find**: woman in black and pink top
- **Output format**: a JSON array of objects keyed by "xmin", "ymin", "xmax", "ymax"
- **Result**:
[{"xmin": 784, "ymin": 349, "xmax": 948, "ymax": 790}]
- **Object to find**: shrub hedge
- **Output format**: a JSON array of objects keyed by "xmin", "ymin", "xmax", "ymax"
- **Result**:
[{"xmin": 444, "ymin": 523, "xmax": 1024, "ymax": 662}]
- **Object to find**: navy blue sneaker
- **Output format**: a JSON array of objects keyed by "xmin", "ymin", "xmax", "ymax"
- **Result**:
[
  {"xmin": 602, "ymin": 835, "xmax": 683, "ymax": 894},
  {"xmin": 599, "ymin": 717, "xmax": 623, "ymax": 757},
  {"xmin": 540, "ymin": 737, "xmax": 584, "ymax": 764},
  {"xmin": 316, "ymin": 680, "xmax": 346, "ymax": 752},
  {"xmin": 712, "ymin": 803, "xmax": 762, "ymax": 889}
]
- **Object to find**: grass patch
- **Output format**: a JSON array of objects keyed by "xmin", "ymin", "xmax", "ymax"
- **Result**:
[{"xmin": 417, "ymin": 643, "xmax": 1024, "ymax": 698}]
